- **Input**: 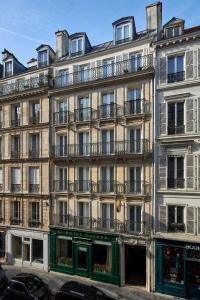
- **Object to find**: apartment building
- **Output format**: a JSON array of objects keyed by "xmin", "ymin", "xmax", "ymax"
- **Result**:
[
  {"xmin": 49, "ymin": 3, "xmax": 160, "ymax": 289},
  {"xmin": 154, "ymin": 17, "xmax": 200, "ymax": 299},
  {"xmin": 0, "ymin": 47, "xmax": 51, "ymax": 271}
]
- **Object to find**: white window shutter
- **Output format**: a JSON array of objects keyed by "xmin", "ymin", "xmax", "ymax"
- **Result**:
[
  {"xmin": 186, "ymin": 206, "xmax": 195, "ymax": 234},
  {"xmin": 160, "ymin": 102, "xmax": 167, "ymax": 135},
  {"xmin": 159, "ymin": 156, "xmax": 167, "ymax": 189},
  {"xmin": 159, "ymin": 205, "xmax": 167, "ymax": 232},
  {"xmin": 186, "ymin": 154, "xmax": 194, "ymax": 189},
  {"xmin": 185, "ymin": 98, "xmax": 195, "ymax": 133},
  {"xmin": 186, "ymin": 51, "xmax": 194, "ymax": 79},
  {"xmin": 159, "ymin": 57, "xmax": 167, "ymax": 84}
]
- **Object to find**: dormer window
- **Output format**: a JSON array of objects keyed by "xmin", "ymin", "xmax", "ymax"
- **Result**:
[
  {"xmin": 5, "ymin": 61, "xmax": 12, "ymax": 77},
  {"xmin": 166, "ymin": 25, "xmax": 182, "ymax": 38},
  {"xmin": 71, "ymin": 38, "xmax": 83, "ymax": 56},
  {"xmin": 116, "ymin": 23, "xmax": 130, "ymax": 44},
  {"xmin": 38, "ymin": 50, "xmax": 48, "ymax": 67}
]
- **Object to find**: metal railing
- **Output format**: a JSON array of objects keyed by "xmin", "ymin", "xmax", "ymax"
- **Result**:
[
  {"xmin": 167, "ymin": 178, "xmax": 185, "ymax": 189},
  {"xmin": 29, "ymin": 149, "xmax": 39, "ymax": 158},
  {"xmin": 0, "ymin": 76, "xmax": 49, "ymax": 96},
  {"xmin": 11, "ymin": 119, "xmax": 20, "ymax": 127},
  {"xmin": 54, "ymin": 180, "xmax": 74, "ymax": 192},
  {"xmin": 29, "ymin": 184, "xmax": 40, "ymax": 193},
  {"xmin": 53, "ymin": 55, "xmax": 154, "ymax": 88},
  {"xmin": 168, "ymin": 71, "xmax": 185, "ymax": 83},
  {"xmin": 98, "ymin": 103, "xmax": 121, "ymax": 119},
  {"xmin": 10, "ymin": 217, "xmax": 21, "ymax": 225},
  {"xmin": 53, "ymin": 140, "xmax": 150, "ymax": 158},
  {"xmin": 124, "ymin": 99, "xmax": 150, "ymax": 115},
  {"xmin": 11, "ymin": 150, "xmax": 20, "ymax": 159},
  {"xmin": 28, "ymin": 219, "xmax": 40, "ymax": 228},
  {"xmin": 124, "ymin": 181, "xmax": 150, "ymax": 195},
  {"xmin": 168, "ymin": 222, "xmax": 185, "ymax": 233},
  {"xmin": 51, "ymin": 214, "xmax": 149, "ymax": 235},
  {"xmin": 29, "ymin": 115, "xmax": 40, "ymax": 125},
  {"xmin": 53, "ymin": 110, "xmax": 73, "ymax": 125},
  {"xmin": 168, "ymin": 124, "xmax": 185, "ymax": 135},
  {"xmin": 0, "ymin": 184, "xmax": 3, "ymax": 192},
  {"xmin": 74, "ymin": 107, "xmax": 95, "ymax": 122},
  {"xmin": 11, "ymin": 184, "xmax": 21, "ymax": 193}
]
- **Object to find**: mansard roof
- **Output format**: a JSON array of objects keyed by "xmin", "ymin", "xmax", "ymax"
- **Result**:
[{"xmin": 163, "ymin": 17, "xmax": 185, "ymax": 28}]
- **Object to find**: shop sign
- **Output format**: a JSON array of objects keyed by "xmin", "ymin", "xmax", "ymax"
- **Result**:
[{"xmin": 185, "ymin": 245, "xmax": 200, "ymax": 251}]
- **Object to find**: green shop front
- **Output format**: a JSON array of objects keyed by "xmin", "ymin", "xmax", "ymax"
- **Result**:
[
  {"xmin": 156, "ymin": 239, "xmax": 200, "ymax": 299},
  {"xmin": 50, "ymin": 228, "xmax": 120, "ymax": 285}
]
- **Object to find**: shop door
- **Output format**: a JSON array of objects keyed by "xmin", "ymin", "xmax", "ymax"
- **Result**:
[
  {"xmin": 74, "ymin": 244, "xmax": 90, "ymax": 277},
  {"xmin": 186, "ymin": 260, "xmax": 200, "ymax": 299}
]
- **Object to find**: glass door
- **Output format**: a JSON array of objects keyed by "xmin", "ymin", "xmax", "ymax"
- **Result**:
[
  {"xmin": 186, "ymin": 260, "xmax": 200, "ymax": 299},
  {"xmin": 74, "ymin": 244, "xmax": 90, "ymax": 277}
]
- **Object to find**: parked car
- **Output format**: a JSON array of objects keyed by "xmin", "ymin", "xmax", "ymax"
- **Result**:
[
  {"xmin": 55, "ymin": 281, "xmax": 115, "ymax": 300},
  {"xmin": 4, "ymin": 273, "xmax": 50, "ymax": 300},
  {"xmin": 0, "ymin": 265, "xmax": 8, "ymax": 290}
]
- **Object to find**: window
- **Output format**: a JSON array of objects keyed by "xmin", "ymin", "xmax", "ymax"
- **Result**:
[
  {"xmin": 78, "ymin": 202, "xmax": 89, "ymax": 227},
  {"xmin": 29, "ymin": 134, "xmax": 39, "ymax": 158},
  {"xmin": 59, "ymin": 201, "xmax": 67, "ymax": 223},
  {"xmin": 78, "ymin": 167, "xmax": 89, "ymax": 192},
  {"xmin": 80, "ymin": 65, "xmax": 90, "ymax": 82},
  {"xmin": 78, "ymin": 97, "xmax": 90, "ymax": 121},
  {"xmin": 29, "ymin": 168, "xmax": 39, "ymax": 193},
  {"xmin": 101, "ymin": 167, "xmax": 114, "ymax": 193},
  {"xmin": 93, "ymin": 244, "xmax": 112, "ymax": 273},
  {"xmin": 29, "ymin": 202, "xmax": 40, "ymax": 227},
  {"xmin": 129, "ymin": 205, "xmax": 142, "ymax": 233},
  {"xmin": 101, "ymin": 130, "xmax": 114, "ymax": 154},
  {"xmin": 0, "ymin": 169, "xmax": 2, "ymax": 191},
  {"xmin": 163, "ymin": 246, "xmax": 184, "ymax": 284},
  {"xmin": 5, "ymin": 61, "xmax": 12, "ymax": 77},
  {"xmin": 11, "ymin": 168, "xmax": 21, "ymax": 192},
  {"xmin": 0, "ymin": 137, "xmax": 2, "ymax": 159},
  {"xmin": 129, "ymin": 128, "xmax": 141, "ymax": 153},
  {"xmin": 168, "ymin": 55, "xmax": 184, "ymax": 83},
  {"xmin": 101, "ymin": 203, "xmax": 114, "ymax": 229},
  {"xmin": 79, "ymin": 132, "xmax": 89, "ymax": 155},
  {"xmin": 166, "ymin": 26, "xmax": 182, "ymax": 38},
  {"xmin": 101, "ymin": 93, "xmax": 115, "ymax": 119},
  {"xmin": 167, "ymin": 157, "xmax": 184, "ymax": 188},
  {"xmin": 32, "ymin": 239, "xmax": 43, "ymax": 264},
  {"xmin": 71, "ymin": 38, "xmax": 83, "ymax": 55},
  {"xmin": 103, "ymin": 59, "xmax": 115, "ymax": 78},
  {"xmin": 58, "ymin": 135, "xmax": 67, "ymax": 156},
  {"xmin": 0, "ymin": 108, "xmax": 3, "ymax": 128},
  {"xmin": 168, "ymin": 205, "xmax": 184, "ymax": 232},
  {"xmin": 58, "ymin": 168, "xmax": 67, "ymax": 191},
  {"xmin": 116, "ymin": 23, "xmax": 130, "ymax": 43},
  {"xmin": 11, "ymin": 200, "xmax": 20, "ymax": 224},
  {"xmin": 130, "ymin": 53, "xmax": 142, "ymax": 72},
  {"xmin": 11, "ymin": 135, "xmax": 20, "ymax": 159},
  {"xmin": 128, "ymin": 167, "xmax": 141, "ymax": 193},
  {"xmin": 168, "ymin": 102, "xmax": 184, "ymax": 134},
  {"xmin": 127, "ymin": 89, "xmax": 142, "ymax": 114},
  {"xmin": 58, "ymin": 69, "xmax": 69, "ymax": 87},
  {"xmin": 38, "ymin": 50, "xmax": 48, "ymax": 67},
  {"xmin": 12, "ymin": 236, "xmax": 22, "ymax": 259},
  {"xmin": 11, "ymin": 104, "xmax": 21, "ymax": 127},
  {"xmin": 56, "ymin": 238, "xmax": 72, "ymax": 266},
  {"xmin": 0, "ymin": 200, "xmax": 3, "ymax": 221},
  {"xmin": 30, "ymin": 102, "xmax": 40, "ymax": 124}
]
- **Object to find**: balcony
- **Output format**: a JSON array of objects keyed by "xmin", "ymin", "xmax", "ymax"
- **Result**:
[
  {"xmin": 11, "ymin": 184, "xmax": 21, "ymax": 193},
  {"xmin": 124, "ymin": 99, "xmax": 150, "ymax": 116},
  {"xmin": 51, "ymin": 214, "xmax": 149, "ymax": 235},
  {"xmin": 0, "ymin": 216, "xmax": 4, "ymax": 223},
  {"xmin": 124, "ymin": 181, "xmax": 150, "ymax": 195},
  {"xmin": 168, "ymin": 124, "xmax": 185, "ymax": 135},
  {"xmin": 53, "ymin": 140, "xmax": 150, "ymax": 159},
  {"xmin": 168, "ymin": 222, "xmax": 185, "ymax": 233},
  {"xmin": 168, "ymin": 71, "xmax": 185, "ymax": 83},
  {"xmin": 28, "ymin": 219, "xmax": 40, "ymax": 228},
  {"xmin": 29, "ymin": 149, "xmax": 39, "ymax": 158},
  {"xmin": 11, "ymin": 150, "xmax": 20, "ymax": 159},
  {"xmin": 53, "ymin": 110, "xmax": 73, "ymax": 125},
  {"xmin": 11, "ymin": 119, "xmax": 20, "ymax": 127},
  {"xmin": 75, "ymin": 107, "xmax": 96, "ymax": 122},
  {"xmin": 115, "ymin": 37, "xmax": 132, "ymax": 45},
  {"xmin": 10, "ymin": 217, "xmax": 21, "ymax": 225},
  {"xmin": 53, "ymin": 54, "xmax": 154, "ymax": 89},
  {"xmin": 29, "ymin": 115, "xmax": 40, "ymax": 125},
  {"xmin": 97, "ymin": 181, "xmax": 123, "ymax": 194},
  {"xmin": 0, "ymin": 76, "xmax": 49, "ymax": 97},
  {"xmin": 54, "ymin": 180, "xmax": 74, "ymax": 192},
  {"xmin": 29, "ymin": 184, "xmax": 40, "ymax": 193},
  {"xmin": 98, "ymin": 103, "xmax": 122, "ymax": 120},
  {"xmin": 0, "ymin": 184, "xmax": 3, "ymax": 192},
  {"xmin": 75, "ymin": 180, "xmax": 97, "ymax": 193},
  {"xmin": 167, "ymin": 178, "xmax": 185, "ymax": 189}
]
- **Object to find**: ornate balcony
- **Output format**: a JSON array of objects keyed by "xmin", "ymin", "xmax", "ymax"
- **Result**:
[
  {"xmin": 11, "ymin": 150, "xmax": 20, "ymax": 159},
  {"xmin": 28, "ymin": 219, "xmax": 41, "ymax": 228},
  {"xmin": 124, "ymin": 99, "xmax": 150, "ymax": 115},
  {"xmin": 10, "ymin": 217, "xmax": 21, "ymax": 225},
  {"xmin": 29, "ymin": 149, "xmax": 39, "ymax": 158},
  {"xmin": 29, "ymin": 184, "xmax": 40, "ymax": 193},
  {"xmin": 11, "ymin": 184, "xmax": 21, "ymax": 193},
  {"xmin": 168, "ymin": 71, "xmax": 185, "ymax": 83},
  {"xmin": 29, "ymin": 115, "xmax": 40, "ymax": 125},
  {"xmin": 53, "ymin": 110, "xmax": 73, "ymax": 125},
  {"xmin": 53, "ymin": 180, "xmax": 74, "ymax": 192},
  {"xmin": 53, "ymin": 54, "xmax": 154, "ymax": 89},
  {"xmin": 167, "ymin": 178, "xmax": 185, "ymax": 189},
  {"xmin": 124, "ymin": 181, "xmax": 150, "ymax": 195}
]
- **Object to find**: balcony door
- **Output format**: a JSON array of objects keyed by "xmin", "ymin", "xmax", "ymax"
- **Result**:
[
  {"xmin": 29, "ymin": 202, "xmax": 40, "ymax": 227},
  {"xmin": 59, "ymin": 135, "xmax": 67, "ymax": 156},
  {"xmin": 12, "ymin": 105, "xmax": 21, "ymax": 126},
  {"xmin": 59, "ymin": 168, "xmax": 67, "ymax": 191},
  {"xmin": 29, "ymin": 168, "xmax": 39, "ymax": 193},
  {"xmin": 103, "ymin": 59, "xmax": 115, "ymax": 78},
  {"xmin": 78, "ymin": 167, "xmax": 89, "ymax": 192},
  {"xmin": 12, "ymin": 135, "xmax": 20, "ymax": 158},
  {"xmin": 11, "ymin": 201, "xmax": 20, "ymax": 225},
  {"xmin": 11, "ymin": 168, "xmax": 21, "ymax": 192},
  {"xmin": 101, "ymin": 93, "xmax": 115, "ymax": 118},
  {"xmin": 102, "ymin": 203, "xmax": 114, "ymax": 230},
  {"xmin": 78, "ymin": 202, "xmax": 89, "ymax": 227},
  {"xmin": 101, "ymin": 167, "xmax": 114, "ymax": 192},
  {"xmin": 101, "ymin": 130, "xmax": 114, "ymax": 154},
  {"xmin": 79, "ymin": 97, "xmax": 90, "ymax": 121},
  {"xmin": 79, "ymin": 132, "xmax": 89, "ymax": 155},
  {"xmin": 167, "ymin": 157, "xmax": 184, "ymax": 188},
  {"xmin": 80, "ymin": 65, "xmax": 90, "ymax": 82},
  {"xmin": 129, "ymin": 128, "xmax": 141, "ymax": 153},
  {"xmin": 127, "ymin": 89, "xmax": 142, "ymax": 114},
  {"xmin": 129, "ymin": 53, "xmax": 142, "ymax": 72},
  {"xmin": 59, "ymin": 201, "xmax": 67, "ymax": 224},
  {"xmin": 31, "ymin": 102, "xmax": 40, "ymax": 123},
  {"xmin": 58, "ymin": 101, "xmax": 68, "ymax": 123},
  {"xmin": 129, "ymin": 205, "xmax": 142, "ymax": 233},
  {"xmin": 129, "ymin": 167, "xmax": 141, "ymax": 193},
  {"xmin": 168, "ymin": 102, "xmax": 184, "ymax": 135},
  {"xmin": 58, "ymin": 69, "xmax": 69, "ymax": 87},
  {"xmin": 30, "ymin": 134, "xmax": 39, "ymax": 157}
]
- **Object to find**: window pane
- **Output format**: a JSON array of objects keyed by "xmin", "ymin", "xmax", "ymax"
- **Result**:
[
  {"xmin": 56, "ymin": 238, "xmax": 72, "ymax": 266},
  {"xmin": 78, "ymin": 39, "xmax": 83, "ymax": 52},
  {"xmin": 177, "ymin": 56, "xmax": 184, "ymax": 73},
  {"xmin": 168, "ymin": 206, "xmax": 175, "ymax": 223},
  {"xmin": 116, "ymin": 27, "xmax": 122, "ymax": 40},
  {"xmin": 168, "ymin": 57, "xmax": 175, "ymax": 74},
  {"xmin": 177, "ymin": 103, "xmax": 184, "ymax": 126},
  {"xmin": 177, "ymin": 206, "xmax": 184, "ymax": 223},
  {"xmin": 124, "ymin": 25, "xmax": 130, "ymax": 39},
  {"xmin": 93, "ymin": 244, "xmax": 112, "ymax": 273},
  {"xmin": 71, "ymin": 40, "xmax": 76, "ymax": 53},
  {"xmin": 177, "ymin": 157, "xmax": 184, "ymax": 179},
  {"xmin": 163, "ymin": 247, "xmax": 184, "ymax": 283},
  {"xmin": 168, "ymin": 157, "xmax": 175, "ymax": 179}
]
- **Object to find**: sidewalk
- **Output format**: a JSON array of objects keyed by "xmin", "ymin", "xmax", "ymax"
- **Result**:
[{"xmin": 3, "ymin": 265, "xmax": 181, "ymax": 300}]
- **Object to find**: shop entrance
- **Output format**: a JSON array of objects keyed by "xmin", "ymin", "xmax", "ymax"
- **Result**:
[
  {"xmin": 186, "ymin": 260, "xmax": 200, "ymax": 299},
  {"xmin": 125, "ymin": 245, "xmax": 146, "ymax": 286},
  {"xmin": 74, "ymin": 244, "xmax": 90, "ymax": 277}
]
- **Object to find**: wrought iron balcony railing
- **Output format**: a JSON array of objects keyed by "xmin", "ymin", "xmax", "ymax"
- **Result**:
[
  {"xmin": 10, "ymin": 217, "xmax": 21, "ymax": 225},
  {"xmin": 29, "ymin": 149, "xmax": 39, "ymax": 158},
  {"xmin": 167, "ymin": 178, "xmax": 185, "ymax": 189},
  {"xmin": 168, "ymin": 222, "xmax": 185, "ymax": 233},
  {"xmin": 74, "ymin": 180, "xmax": 97, "ymax": 193},
  {"xmin": 168, "ymin": 124, "xmax": 185, "ymax": 135},
  {"xmin": 28, "ymin": 219, "xmax": 41, "ymax": 228},
  {"xmin": 124, "ymin": 99, "xmax": 150, "ymax": 115},
  {"xmin": 11, "ymin": 119, "xmax": 21, "ymax": 127},
  {"xmin": 11, "ymin": 184, "xmax": 21, "ymax": 193},
  {"xmin": 0, "ymin": 76, "xmax": 49, "ymax": 96},
  {"xmin": 38, "ymin": 61, "xmax": 48, "ymax": 68},
  {"xmin": 0, "ymin": 184, "xmax": 3, "ymax": 192},
  {"xmin": 53, "ymin": 55, "xmax": 154, "ymax": 89},
  {"xmin": 168, "ymin": 71, "xmax": 185, "ymax": 83},
  {"xmin": 29, "ymin": 184, "xmax": 40, "ymax": 193},
  {"xmin": 97, "ymin": 181, "xmax": 124, "ymax": 194},
  {"xmin": 74, "ymin": 107, "xmax": 96, "ymax": 122},
  {"xmin": 53, "ymin": 110, "xmax": 73, "ymax": 125},
  {"xmin": 97, "ymin": 103, "xmax": 123, "ymax": 120},
  {"xmin": 115, "ymin": 37, "xmax": 132, "ymax": 45},
  {"xmin": 29, "ymin": 115, "xmax": 40, "ymax": 125},
  {"xmin": 53, "ymin": 180, "xmax": 74, "ymax": 192},
  {"xmin": 51, "ymin": 214, "xmax": 149, "ymax": 235},
  {"xmin": 53, "ymin": 140, "xmax": 150, "ymax": 158},
  {"xmin": 11, "ymin": 150, "xmax": 20, "ymax": 159},
  {"xmin": 124, "ymin": 181, "xmax": 150, "ymax": 195}
]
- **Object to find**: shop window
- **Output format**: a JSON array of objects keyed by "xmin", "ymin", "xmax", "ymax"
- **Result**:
[
  {"xmin": 12, "ymin": 236, "xmax": 22, "ymax": 259},
  {"xmin": 163, "ymin": 246, "xmax": 184, "ymax": 284},
  {"xmin": 56, "ymin": 238, "xmax": 72, "ymax": 266},
  {"xmin": 0, "ymin": 232, "xmax": 5, "ymax": 258},
  {"xmin": 93, "ymin": 244, "xmax": 112, "ymax": 273},
  {"xmin": 32, "ymin": 239, "xmax": 43, "ymax": 264}
]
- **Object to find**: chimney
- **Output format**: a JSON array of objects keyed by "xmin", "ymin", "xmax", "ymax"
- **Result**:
[
  {"xmin": 146, "ymin": 2, "xmax": 162, "ymax": 38},
  {"xmin": 55, "ymin": 30, "xmax": 69, "ymax": 58}
]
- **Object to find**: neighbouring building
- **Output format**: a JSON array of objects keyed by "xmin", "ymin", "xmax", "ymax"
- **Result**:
[
  {"xmin": 154, "ymin": 15, "xmax": 200, "ymax": 299},
  {"xmin": 49, "ymin": 2, "xmax": 161, "ymax": 289}
]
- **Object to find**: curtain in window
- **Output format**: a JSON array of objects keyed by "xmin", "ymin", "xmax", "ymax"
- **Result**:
[{"xmin": 29, "ymin": 168, "xmax": 39, "ymax": 184}]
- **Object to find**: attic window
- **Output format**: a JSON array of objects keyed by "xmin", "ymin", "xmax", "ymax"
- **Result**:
[
  {"xmin": 5, "ymin": 61, "xmax": 12, "ymax": 77},
  {"xmin": 116, "ymin": 23, "xmax": 131, "ymax": 44},
  {"xmin": 38, "ymin": 50, "xmax": 48, "ymax": 67},
  {"xmin": 166, "ymin": 25, "xmax": 182, "ymax": 38},
  {"xmin": 71, "ymin": 38, "xmax": 83, "ymax": 57}
]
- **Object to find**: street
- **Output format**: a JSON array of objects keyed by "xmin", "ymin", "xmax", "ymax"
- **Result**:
[{"xmin": 0, "ymin": 265, "xmax": 179, "ymax": 300}]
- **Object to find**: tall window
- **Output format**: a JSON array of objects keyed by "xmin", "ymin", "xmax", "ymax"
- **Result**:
[
  {"xmin": 103, "ymin": 59, "xmax": 115, "ymax": 78},
  {"xmin": 11, "ymin": 200, "xmax": 20, "ymax": 225},
  {"xmin": 0, "ymin": 137, "xmax": 2, "ymax": 159},
  {"xmin": 130, "ymin": 53, "xmax": 142, "ymax": 72},
  {"xmin": 101, "ymin": 167, "xmax": 114, "ymax": 193},
  {"xmin": 11, "ymin": 104, "xmax": 21, "ymax": 127},
  {"xmin": 127, "ymin": 89, "xmax": 142, "ymax": 114},
  {"xmin": 129, "ymin": 205, "xmax": 142, "ymax": 233},
  {"xmin": 129, "ymin": 128, "xmax": 141, "ymax": 153},
  {"xmin": 29, "ymin": 202, "xmax": 40, "ymax": 227},
  {"xmin": 58, "ymin": 135, "xmax": 67, "ymax": 156},
  {"xmin": 58, "ymin": 69, "xmax": 69, "ymax": 87},
  {"xmin": 29, "ymin": 134, "xmax": 39, "ymax": 158},
  {"xmin": 30, "ymin": 102, "xmax": 40, "ymax": 124},
  {"xmin": 168, "ymin": 205, "xmax": 184, "ymax": 232},
  {"xmin": 102, "ymin": 203, "xmax": 114, "ymax": 230},
  {"xmin": 0, "ymin": 107, "xmax": 3, "ymax": 128},
  {"xmin": 29, "ymin": 167, "xmax": 39, "ymax": 193},
  {"xmin": 78, "ymin": 167, "xmax": 89, "ymax": 192},
  {"xmin": 167, "ymin": 157, "xmax": 184, "ymax": 189},
  {"xmin": 11, "ymin": 168, "xmax": 21, "ymax": 192},
  {"xmin": 80, "ymin": 65, "xmax": 90, "ymax": 82},
  {"xmin": 0, "ymin": 169, "xmax": 2, "ymax": 191},
  {"xmin": 168, "ymin": 102, "xmax": 184, "ymax": 134},
  {"xmin": 79, "ymin": 132, "xmax": 89, "ymax": 155},
  {"xmin": 11, "ymin": 135, "xmax": 20, "ymax": 159},
  {"xmin": 5, "ymin": 61, "xmax": 12, "ymax": 77},
  {"xmin": 58, "ymin": 168, "xmax": 67, "ymax": 191},
  {"xmin": 0, "ymin": 200, "xmax": 3, "ymax": 221},
  {"xmin": 71, "ymin": 38, "xmax": 83, "ymax": 55},
  {"xmin": 59, "ymin": 201, "xmax": 67, "ymax": 223},
  {"xmin": 38, "ymin": 50, "xmax": 48, "ymax": 67},
  {"xmin": 78, "ymin": 97, "xmax": 90, "ymax": 121},
  {"xmin": 168, "ymin": 55, "xmax": 184, "ymax": 83},
  {"xmin": 78, "ymin": 202, "xmax": 89, "ymax": 227},
  {"xmin": 101, "ymin": 93, "xmax": 115, "ymax": 119},
  {"xmin": 101, "ymin": 130, "xmax": 114, "ymax": 154},
  {"xmin": 128, "ymin": 167, "xmax": 141, "ymax": 193},
  {"xmin": 116, "ymin": 23, "xmax": 130, "ymax": 43}
]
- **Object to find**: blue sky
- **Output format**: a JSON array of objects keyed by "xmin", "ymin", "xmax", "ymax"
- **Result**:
[{"xmin": 0, "ymin": 0, "xmax": 199, "ymax": 65}]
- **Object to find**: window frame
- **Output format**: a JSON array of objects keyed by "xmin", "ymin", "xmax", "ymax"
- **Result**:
[{"xmin": 116, "ymin": 23, "xmax": 131, "ymax": 42}]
